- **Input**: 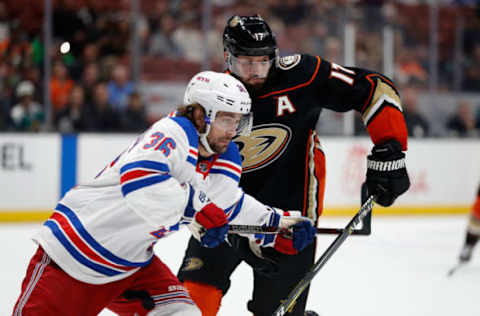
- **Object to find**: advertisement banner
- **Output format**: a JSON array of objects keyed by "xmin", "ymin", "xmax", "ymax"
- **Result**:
[
  {"xmin": 0, "ymin": 134, "xmax": 60, "ymax": 211},
  {"xmin": 1, "ymin": 134, "xmax": 479, "ymax": 220},
  {"xmin": 321, "ymin": 138, "xmax": 480, "ymax": 213}
]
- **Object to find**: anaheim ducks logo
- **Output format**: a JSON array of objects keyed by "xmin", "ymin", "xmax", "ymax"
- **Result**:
[
  {"xmin": 234, "ymin": 123, "xmax": 291, "ymax": 173},
  {"xmin": 182, "ymin": 257, "xmax": 204, "ymax": 271},
  {"xmin": 278, "ymin": 54, "xmax": 301, "ymax": 70}
]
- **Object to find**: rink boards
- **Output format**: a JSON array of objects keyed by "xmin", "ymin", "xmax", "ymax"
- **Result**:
[{"xmin": 0, "ymin": 134, "xmax": 479, "ymax": 221}]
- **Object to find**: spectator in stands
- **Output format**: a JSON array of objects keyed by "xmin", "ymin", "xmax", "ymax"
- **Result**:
[
  {"xmin": 149, "ymin": 14, "xmax": 182, "ymax": 58},
  {"xmin": 301, "ymin": 20, "xmax": 328, "ymax": 55},
  {"xmin": 23, "ymin": 66, "xmax": 43, "ymax": 104},
  {"xmin": 324, "ymin": 37, "xmax": 343, "ymax": 63},
  {"xmin": 120, "ymin": 91, "xmax": 149, "ymax": 132},
  {"xmin": 147, "ymin": 1, "xmax": 169, "ymax": 33},
  {"xmin": 475, "ymin": 103, "xmax": 480, "ymax": 131},
  {"xmin": 395, "ymin": 45, "xmax": 428, "ymax": 87},
  {"xmin": 99, "ymin": 15, "xmax": 130, "ymax": 58},
  {"xmin": 206, "ymin": 14, "xmax": 232, "ymax": 67},
  {"xmin": 4, "ymin": 27, "xmax": 31, "ymax": 77},
  {"xmin": 71, "ymin": 42, "xmax": 100, "ymax": 81},
  {"xmin": 0, "ymin": 103, "xmax": 8, "ymax": 131},
  {"xmin": 0, "ymin": 77, "xmax": 10, "ymax": 130},
  {"xmin": 270, "ymin": 0, "xmax": 309, "ymax": 26},
  {"xmin": 0, "ymin": 2, "xmax": 10, "ymax": 56},
  {"xmin": 107, "ymin": 63, "xmax": 134, "ymax": 112},
  {"xmin": 53, "ymin": 0, "xmax": 89, "ymax": 57},
  {"xmin": 446, "ymin": 100, "xmax": 478, "ymax": 137},
  {"xmin": 464, "ymin": 42, "xmax": 480, "ymax": 92},
  {"xmin": 476, "ymin": 105, "xmax": 480, "ymax": 129},
  {"xmin": 402, "ymin": 86, "xmax": 430, "ymax": 137},
  {"xmin": 90, "ymin": 81, "xmax": 120, "ymax": 132},
  {"xmin": 55, "ymin": 85, "xmax": 91, "ymax": 133},
  {"xmin": 81, "ymin": 62, "xmax": 100, "ymax": 106},
  {"xmin": 172, "ymin": 12, "xmax": 204, "ymax": 63},
  {"xmin": 10, "ymin": 81, "xmax": 44, "ymax": 132},
  {"xmin": 50, "ymin": 60, "xmax": 74, "ymax": 120},
  {"xmin": 0, "ymin": 61, "xmax": 13, "ymax": 130}
]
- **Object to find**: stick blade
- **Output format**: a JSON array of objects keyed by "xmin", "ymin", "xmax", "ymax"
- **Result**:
[{"xmin": 447, "ymin": 262, "xmax": 465, "ymax": 277}]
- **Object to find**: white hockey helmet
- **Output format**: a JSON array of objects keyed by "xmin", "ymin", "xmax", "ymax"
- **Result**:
[{"xmin": 184, "ymin": 71, "xmax": 253, "ymax": 153}]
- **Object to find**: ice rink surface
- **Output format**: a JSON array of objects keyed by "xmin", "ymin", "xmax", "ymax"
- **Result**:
[{"xmin": 1, "ymin": 215, "xmax": 478, "ymax": 316}]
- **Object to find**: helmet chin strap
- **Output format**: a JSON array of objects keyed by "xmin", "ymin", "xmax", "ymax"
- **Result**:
[{"xmin": 199, "ymin": 122, "xmax": 215, "ymax": 156}]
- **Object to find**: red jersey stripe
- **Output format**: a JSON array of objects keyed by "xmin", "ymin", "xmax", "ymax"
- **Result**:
[{"xmin": 50, "ymin": 212, "xmax": 135, "ymax": 271}]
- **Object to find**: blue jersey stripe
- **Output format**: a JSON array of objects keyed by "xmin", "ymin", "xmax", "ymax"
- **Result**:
[
  {"xmin": 120, "ymin": 160, "xmax": 170, "ymax": 174},
  {"xmin": 44, "ymin": 220, "xmax": 123, "ymax": 276},
  {"xmin": 186, "ymin": 156, "xmax": 197, "ymax": 167},
  {"xmin": 155, "ymin": 299, "xmax": 195, "ymax": 306},
  {"xmin": 152, "ymin": 291, "xmax": 190, "ymax": 299},
  {"xmin": 209, "ymin": 169, "xmax": 240, "ymax": 182},
  {"xmin": 263, "ymin": 234, "xmax": 275, "ymax": 245},
  {"xmin": 55, "ymin": 203, "xmax": 152, "ymax": 267},
  {"xmin": 270, "ymin": 212, "xmax": 280, "ymax": 227},
  {"xmin": 184, "ymin": 185, "xmax": 196, "ymax": 218},
  {"xmin": 121, "ymin": 174, "xmax": 172, "ymax": 196},
  {"xmin": 227, "ymin": 193, "xmax": 244, "ymax": 222},
  {"xmin": 169, "ymin": 223, "xmax": 180, "ymax": 232},
  {"xmin": 169, "ymin": 117, "xmax": 198, "ymax": 148}
]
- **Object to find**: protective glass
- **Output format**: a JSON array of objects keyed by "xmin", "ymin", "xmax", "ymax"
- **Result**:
[
  {"xmin": 212, "ymin": 112, "xmax": 253, "ymax": 136},
  {"xmin": 229, "ymin": 55, "xmax": 274, "ymax": 80}
]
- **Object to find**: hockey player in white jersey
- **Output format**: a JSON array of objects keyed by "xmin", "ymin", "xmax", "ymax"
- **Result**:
[{"xmin": 12, "ymin": 71, "xmax": 316, "ymax": 316}]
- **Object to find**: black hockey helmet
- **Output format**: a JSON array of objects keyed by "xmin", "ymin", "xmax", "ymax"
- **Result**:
[{"xmin": 223, "ymin": 15, "xmax": 278, "ymax": 59}]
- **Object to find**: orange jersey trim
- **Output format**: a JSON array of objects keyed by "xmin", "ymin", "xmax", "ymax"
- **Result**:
[
  {"xmin": 366, "ymin": 106, "xmax": 408, "ymax": 150},
  {"xmin": 313, "ymin": 143, "xmax": 326, "ymax": 218},
  {"xmin": 302, "ymin": 131, "xmax": 326, "ymax": 220},
  {"xmin": 258, "ymin": 56, "xmax": 322, "ymax": 99},
  {"xmin": 473, "ymin": 195, "xmax": 480, "ymax": 219}
]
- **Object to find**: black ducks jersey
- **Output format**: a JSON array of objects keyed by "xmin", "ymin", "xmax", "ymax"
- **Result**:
[{"xmin": 234, "ymin": 54, "xmax": 407, "ymax": 222}]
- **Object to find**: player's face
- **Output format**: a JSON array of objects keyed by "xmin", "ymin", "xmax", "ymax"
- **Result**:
[
  {"xmin": 230, "ymin": 55, "xmax": 273, "ymax": 88},
  {"xmin": 207, "ymin": 111, "xmax": 242, "ymax": 154}
]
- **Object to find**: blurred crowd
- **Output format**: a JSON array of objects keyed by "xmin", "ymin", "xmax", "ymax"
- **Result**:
[{"xmin": 0, "ymin": 0, "xmax": 479, "ymax": 136}]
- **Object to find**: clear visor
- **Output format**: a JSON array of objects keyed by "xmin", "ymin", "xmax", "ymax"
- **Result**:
[
  {"xmin": 212, "ymin": 112, "xmax": 253, "ymax": 136},
  {"xmin": 229, "ymin": 55, "xmax": 274, "ymax": 80}
]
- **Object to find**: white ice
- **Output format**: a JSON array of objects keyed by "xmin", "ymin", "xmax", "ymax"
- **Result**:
[{"xmin": 1, "ymin": 215, "xmax": 478, "ymax": 316}]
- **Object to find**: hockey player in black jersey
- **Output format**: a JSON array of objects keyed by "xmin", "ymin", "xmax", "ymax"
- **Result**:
[{"xmin": 178, "ymin": 15, "xmax": 410, "ymax": 316}]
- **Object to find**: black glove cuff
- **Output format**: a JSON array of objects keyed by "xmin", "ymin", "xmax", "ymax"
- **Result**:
[{"xmin": 370, "ymin": 139, "xmax": 404, "ymax": 161}]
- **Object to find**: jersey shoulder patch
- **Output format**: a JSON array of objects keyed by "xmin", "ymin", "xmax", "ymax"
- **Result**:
[{"xmin": 278, "ymin": 54, "xmax": 301, "ymax": 70}]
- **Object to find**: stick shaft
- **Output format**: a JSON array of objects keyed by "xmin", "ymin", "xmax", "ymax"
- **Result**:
[
  {"xmin": 228, "ymin": 225, "xmax": 368, "ymax": 235},
  {"xmin": 272, "ymin": 195, "xmax": 375, "ymax": 316}
]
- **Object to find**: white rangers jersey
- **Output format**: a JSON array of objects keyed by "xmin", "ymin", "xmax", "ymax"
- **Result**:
[{"xmin": 33, "ymin": 116, "xmax": 281, "ymax": 284}]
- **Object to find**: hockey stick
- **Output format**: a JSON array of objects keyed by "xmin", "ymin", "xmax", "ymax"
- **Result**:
[
  {"xmin": 230, "ymin": 183, "xmax": 373, "ymax": 236},
  {"xmin": 447, "ymin": 261, "xmax": 466, "ymax": 277},
  {"xmin": 272, "ymin": 195, "xmax": 375, "ymax": 316},
  {"xmin": 228, "ymin": 225, "xmax": 369, "ymax": 235}
]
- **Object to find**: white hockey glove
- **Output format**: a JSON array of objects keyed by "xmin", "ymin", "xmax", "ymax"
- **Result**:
[{"xmin": 184, "ymin": 185, "xmax": 229, "ymax": 248}]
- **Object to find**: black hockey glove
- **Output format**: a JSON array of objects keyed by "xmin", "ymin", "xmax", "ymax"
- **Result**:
[{"xmin": 366, "ymin": 139, "xmax": 410, "ymax": 207}]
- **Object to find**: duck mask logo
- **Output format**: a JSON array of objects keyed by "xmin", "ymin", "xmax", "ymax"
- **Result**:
[{"xmin": 233, "ymin": 123, "xmax": 291, "ymax": 173}]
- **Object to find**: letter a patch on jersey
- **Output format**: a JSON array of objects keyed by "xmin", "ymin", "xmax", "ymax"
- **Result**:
[{"xmin": 276, "ymin": 95, "xmax": 296, "ymax": 117}]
